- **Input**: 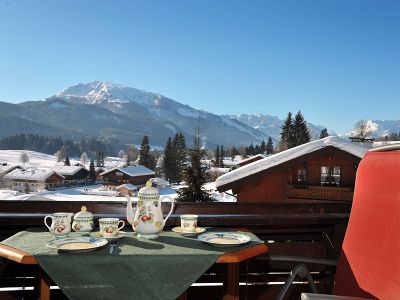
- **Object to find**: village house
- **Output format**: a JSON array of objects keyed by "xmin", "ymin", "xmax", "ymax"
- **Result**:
[
  {"xmin": 149, "ymin": 177, "xmax": 170, "ymax": 188},
  {"xmin": 3, "ymin": 169, "xmax": 64, "ymax": 193},
  {"xmin": 100, "ymin": 165, "xmax": 155, "ymax": 187},
  {"xmin": 95, "ymin": 167, "xmax": 106, "ymax": 180},
  {"xmin": 52, "ymin": 166, "xmax": 90, "ymax": 186},
  {"xmin": 0, "ymin": 164, "xmax": 21, "ymax": 189},
  {"xmin": 215, "ymin": 136, "xmax": 367, "ymax": 202},
  {"xmin": 115, "ymin": 183, "xmax": 138, "ymax": 196}
]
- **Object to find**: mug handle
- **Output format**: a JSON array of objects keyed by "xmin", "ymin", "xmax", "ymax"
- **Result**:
[
  {"xmin": 118, "ymin": 220, "xmax": 125, "ymax": 231},
  {"xmin": 44, "ymin": 215, "xmax": 54, "ymax": 231},
  {"xmin": 161, "ymin": 196, "xmax": 175, "ymax": 227}
]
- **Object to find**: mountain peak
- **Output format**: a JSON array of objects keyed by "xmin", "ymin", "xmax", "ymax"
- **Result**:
[{"xmin": 56, "ymin": 81, "xmax": 161, "ymax": 105}]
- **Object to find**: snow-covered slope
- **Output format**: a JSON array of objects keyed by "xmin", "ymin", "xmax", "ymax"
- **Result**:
[
  {"xmin": 3, "ymin": 81, "xmax": 270, "ymax": 147},
  {"xmin": 0, "ymin": 150, "xmax": 61, "ymax": 168}
]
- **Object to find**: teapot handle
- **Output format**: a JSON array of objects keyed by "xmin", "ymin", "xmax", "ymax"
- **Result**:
[{"xmin": 161, "ymin": 196, "xmax": 175, "ymax": 227}]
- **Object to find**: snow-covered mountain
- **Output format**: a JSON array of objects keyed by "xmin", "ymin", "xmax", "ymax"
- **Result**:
[
  {"xmin": 0, "ymin": 81, "xmax": 270, "ymax": 148},
  {"xmin": 228, "ymin": 113, "xmax": 330, "ymax": 141}
]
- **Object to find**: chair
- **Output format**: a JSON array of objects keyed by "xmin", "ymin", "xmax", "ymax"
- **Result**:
[{"xmin": 272, "ymin": 145, "xmax": 400, "ymax": 300}]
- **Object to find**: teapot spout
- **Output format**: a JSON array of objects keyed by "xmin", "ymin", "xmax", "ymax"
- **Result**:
[{"xmin": 125, "ymin": 195, "xmax": 135, "ymax": 224}]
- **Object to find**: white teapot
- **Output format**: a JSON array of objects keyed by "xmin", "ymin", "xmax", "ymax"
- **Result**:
[{"xmin": 126, "ymin": 181, "xmax": 174, "ymax": 239}]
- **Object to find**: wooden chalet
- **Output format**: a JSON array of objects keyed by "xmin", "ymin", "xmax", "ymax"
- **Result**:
[
  {"xmin": 115, "ymin": 183, "xmax": 138, "ymax": 196},
  {"xmin": 100, "ymin": 165, "xmax": 155, "ymax": 187},
  {"xmin": 3, "ymin": 169, "xmax": 64, "ymax": 192},
  {"xmin": 52, "ymin": 166, "xmax": 90, "ymax": 186},
  {"xmin": 215, "ymin": 136, "xmax": 367, "ymax": 202},
  {"xmin": 0, "ymin": 165, "xmax": 21, "ymax": 189}
]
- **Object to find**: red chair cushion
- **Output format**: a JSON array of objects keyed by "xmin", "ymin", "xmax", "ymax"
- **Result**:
[{"xmin": 333, "ymin": 151, "xmax": 400, "ymax": 299}]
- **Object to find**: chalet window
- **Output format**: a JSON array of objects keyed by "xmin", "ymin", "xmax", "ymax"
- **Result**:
[
  {"xmin": 321, "ymin": 166, "xmax": 341, "ymax": 186},
  {"xmin": 297, "ymin": 169, "xmax": 307, "ymax": 183},
  {"xmin": 116, "ymin": 172, "xmax": 123, "ymax": 177}
]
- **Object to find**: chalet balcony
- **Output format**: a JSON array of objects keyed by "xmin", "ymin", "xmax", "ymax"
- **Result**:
[
  {"xmin": 284, "ymin": 184, "xmax": 354, "ymax": 201},
  {"xmin": 0, "ymin": 199, "xmax": 349, "ymax": 300}
]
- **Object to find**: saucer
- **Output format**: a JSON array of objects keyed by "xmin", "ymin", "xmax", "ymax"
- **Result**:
[
  {"xmin": 172, "ymin": 227, "xmax": 206, "ymax": 236},
  {"xmin": 197, "ymin": 232, "xmax": 251, "ymax": 247},
  {"xmin": 90, "ymin": 231, "xmax": 126, "ymax": 241}
]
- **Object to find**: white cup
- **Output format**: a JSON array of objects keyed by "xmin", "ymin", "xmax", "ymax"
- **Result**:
[
  {"xmin": 180, "ymin": 214, "xmax": 198, "ymax": 232},
  {"xmin": 99, "ymin": 218, "xmax": 125, "ymax": 237}
]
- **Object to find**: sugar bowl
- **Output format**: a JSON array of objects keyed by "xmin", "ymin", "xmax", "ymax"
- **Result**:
[{"xmin": 72, "ymin": 206, "xmax": 94, "ymax": 234}]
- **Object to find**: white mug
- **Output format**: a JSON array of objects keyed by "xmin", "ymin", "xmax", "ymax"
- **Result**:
[
  {"xmin": 99, "ymin": 218, "xmax": 125, "ymax": 237},
  {"xmin": 180, "ymin": 214, "xmax": 198, "ymax": 232}
]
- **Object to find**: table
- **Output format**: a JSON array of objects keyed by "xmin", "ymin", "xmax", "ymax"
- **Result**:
[{"xmin": 0, "ymin": 236, "xmax": 268, "ymax": 300}]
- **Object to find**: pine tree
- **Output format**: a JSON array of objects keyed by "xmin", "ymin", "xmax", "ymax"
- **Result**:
[
  {"xmin": 89, "ymin": 159, "xmax": 96, "ymax": 183},
  {"xmin": 260, "ymin": 140, "xmax": 266, "ymax": 154},
  {"xmin": 266, "ymin": 137, "xmax": 274, "ymax": 154},
  {"xmin": 280, "ymin": 112, "xmax": 294, "ymax": 149},
  {"xmin": 177, "ymin": 127, "xmax": 212, "ymax": 202},
  {"xmin": 248, "ymin": 142, "xmax": 255, "ymax": 156},
  {"xmin": 219, "ymin": 144, "xmax": 224, "ymax": 167},
  {"xmin": 293, "ymin": 111, "xmax": 311, "ymax": 146},
  {"xmin": 320, "ymin": 128, "xmax": 329, "ymax": 139},
  {"xmin": 173, "ymin": 132, "xmax": 187, "ymax": 182},
  {"xmin": 95, "ymin": 151, "xmax": 102, "ymax": 167},
  {"xmin": 214, "ymin": 145, "xmax": 220, "ymax": 167},
  {"xmin": 163, "ymin": 137, "xmax": 177, "ymax": 183},
  {"xmin": 139, "ymin": 136, "xmax": 156, "ymax": 170},
  {"xmin": 64, "ymin": 156, "xmax": 71, "ymax": 166}
]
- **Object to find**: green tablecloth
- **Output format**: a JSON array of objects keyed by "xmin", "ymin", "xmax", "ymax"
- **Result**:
[{"xmin": 1, "ymin": 229, "xmax": 263, "ymax": 300}]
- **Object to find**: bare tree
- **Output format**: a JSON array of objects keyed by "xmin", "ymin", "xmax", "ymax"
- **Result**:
[
  {"xmin": 126, "ymin": 146, "xmax": 137, "ymax": 166},
  {"xmin": 80, "ymin": 152, "xmax": 89, "ymax": 168},
  {"xmin": 19, "ymin": 152, "xmax": 29, "ymax": 165},
  {"xmin": 118, "ymin": 149, "xmax": 125, "ymax": 162},
  {"xmin": 55, "ymin": 146, "xmax": 67, "ymax": 162},
  {"xmin": 353, "ymin": 120, "xmax": 376, "ymax": 138}
]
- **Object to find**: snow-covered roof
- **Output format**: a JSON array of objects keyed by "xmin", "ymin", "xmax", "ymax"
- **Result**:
[
  {"xmin": 215, "ymin": 136, "xmax": 367, "ymax": 190},
  {"xmin": 238, "ymin": 154, "xmax": 267, "ymax": 165},
  {"xmin": 207, "ymin": 167, "xmax": 231, "ymax": 174},
  {"xmin": 116, "ymin": 183, "xmax": 138, "ymax": 191},
  {"xmin": 52, "ymin": 165, "xmax": 86, "ymax": 176},
  {"xmin": 100, "ymin": 165, "xmax": 155, "ymax": 177},
  {"xmin": 4, "ymin": 168, "xmax": 63, "ymax": 181},
  {"xmin": 149, "ymin": 177, "xmax": 169, "ymax": 186},
  {"xmin": 0, "ymin": 165, "xmax": 20, "ymax": 177}
]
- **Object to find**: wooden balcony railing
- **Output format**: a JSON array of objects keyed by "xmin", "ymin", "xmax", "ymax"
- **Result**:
[
  {"xmin": 285, "ymin": 184, "xmax": 354, "ymax": 201},
  {"xmin": 0, "ymin": 200, "xmax": 351, "ymax": 300}
]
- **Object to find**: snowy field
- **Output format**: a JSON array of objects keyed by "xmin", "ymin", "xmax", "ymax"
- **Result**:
[
  {"xmin": 0, "ymin": 150, "xmax": 123, "ymax": 169},
  {"xmin": 0, "ymin": 183, "xmax": 236, "ymax": 202},
  {"xmin": 0, "ymin": 150, "xmax": 70, "ymax": 168},
  {"xmin": 0, "ymin": 150, "xmax": 235, "ymax": 202}
]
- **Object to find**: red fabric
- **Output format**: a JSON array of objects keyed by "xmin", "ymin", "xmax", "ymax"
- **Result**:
[{"xmin": 333, "ymin": 152, "xmax": 400, "ymax": 299}]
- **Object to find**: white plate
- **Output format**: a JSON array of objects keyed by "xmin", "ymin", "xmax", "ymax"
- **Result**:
[
  {"xmin": 46, "ymin": 237, "xmax": 108, "ymax": 253},
  {"xmin": 90, "ymin": 231, "xmax": 126, "ymax": 241},
  {"xmin": 197, "ymin": 232, "xmax": 251, "ymax": 247},
  {"xmin": 172, "ymin": 227, "xmax": 206, "ymax": 236}
]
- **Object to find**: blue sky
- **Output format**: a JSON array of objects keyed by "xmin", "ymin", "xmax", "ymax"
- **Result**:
[{"xmin": 0, "ymin": 0, "xmax": 399, "ymax": 133}]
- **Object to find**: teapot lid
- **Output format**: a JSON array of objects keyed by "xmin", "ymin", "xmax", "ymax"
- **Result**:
[
  {"xmin": 138, "ymin": 181, "xmax": 160, "ymax": 197},
  {"xmin": 74, "ymin": 206, "xmax": 93, "ymax": 219}
]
